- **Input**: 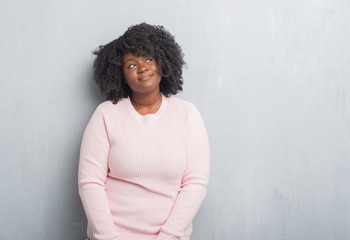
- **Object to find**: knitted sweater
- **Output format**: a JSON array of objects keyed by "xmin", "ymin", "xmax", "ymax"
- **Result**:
[{"xmin": 78, "ymin": 95, "xmax": 210, "ymax": 240}]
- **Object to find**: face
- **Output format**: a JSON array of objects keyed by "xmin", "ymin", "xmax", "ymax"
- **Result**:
[{"xmin": 122, "ymin": 52, "xmax": 162, "ymax": 96}]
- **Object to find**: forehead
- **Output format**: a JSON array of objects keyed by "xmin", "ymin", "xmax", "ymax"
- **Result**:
[
  {"xmin": 122, "ymin": 52, "xmax": 136, "ymax": 61},
  {"xmin": 122, "ymin": 52, "xmax": 151, "ymax": 63}
]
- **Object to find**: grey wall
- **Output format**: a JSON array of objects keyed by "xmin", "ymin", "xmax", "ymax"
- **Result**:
[{"xmin": 1, "ymin": 0, "xmax": 349, "ymax": 239}]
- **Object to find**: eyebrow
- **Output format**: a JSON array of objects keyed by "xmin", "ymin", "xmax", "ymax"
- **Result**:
[{"xmin": 124, "ymin": 58, "xmax": 135, "ymax": 64}]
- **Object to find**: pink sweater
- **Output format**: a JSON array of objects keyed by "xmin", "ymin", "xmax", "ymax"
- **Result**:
[{"xmin": 78, "ymin": 95, "xmax": 210, "ymax": 240}]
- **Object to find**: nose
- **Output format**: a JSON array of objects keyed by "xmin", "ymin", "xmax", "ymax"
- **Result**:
[{"xmin": 137, "ymin": 63, "xmax": 148, "ymax": 74}]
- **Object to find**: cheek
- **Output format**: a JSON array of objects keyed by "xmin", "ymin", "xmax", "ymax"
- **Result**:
[
  {"xmin": 123, "ymin": 70, "xmax": 136, "ymax": 83},
  {"xmin": 151, "ymin": 66, "xmax": 161, "ymax": 79},
  {"xmin": 151, "ymin": 64, "xmax": 161, "ymax": 75}
]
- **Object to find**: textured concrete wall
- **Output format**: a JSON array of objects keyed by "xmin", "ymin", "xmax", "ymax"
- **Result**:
[{"xmin": 1, "ymin": 0, "xmax": 349, "ymax": 239}]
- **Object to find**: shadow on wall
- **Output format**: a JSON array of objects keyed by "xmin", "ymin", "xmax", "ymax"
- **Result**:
[
  {"xmin": 72, "ymin": 65, "xmax": 105, "ymax": 240},
  {"xmin": 62, "ymin": 64, "xmax": 105, "ymax": 240}
]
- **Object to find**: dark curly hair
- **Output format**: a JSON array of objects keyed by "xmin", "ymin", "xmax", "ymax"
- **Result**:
[{"xmin": 92, "ymin": 23, "xmax": 185, "ymax": 104}]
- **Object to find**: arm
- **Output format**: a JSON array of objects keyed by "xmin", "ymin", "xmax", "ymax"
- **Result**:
[
  {"xmin": 157, "ymin": 106, "xmax": 210, "ymax": 240},
  {"xmin": 78, "ymin": 107, "xmax": 119, "ymax": 240}
]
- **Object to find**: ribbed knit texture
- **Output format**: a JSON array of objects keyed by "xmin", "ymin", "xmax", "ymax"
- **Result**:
[{"xmin": 78, "ymin": 95, "xmax": 210, "ymax": 240}]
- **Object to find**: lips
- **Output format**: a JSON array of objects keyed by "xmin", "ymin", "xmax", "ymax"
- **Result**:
[{"xmin": 138, "ymin": 74, "xmax": 153, "ymax": 81}]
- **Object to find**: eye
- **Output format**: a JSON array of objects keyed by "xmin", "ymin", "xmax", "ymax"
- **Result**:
[
  {"xmin": 145, "ymin": 58, "xmax": 153, "ymax": 63},
  {"xmin": 127, "ymin": 64, "xmax": 136, "ymax": 69}
]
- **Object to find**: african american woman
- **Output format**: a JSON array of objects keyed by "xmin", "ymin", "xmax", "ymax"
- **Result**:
[{"xmin": 78, "ymin": 23, "xmax": 210, "ymax": 240}]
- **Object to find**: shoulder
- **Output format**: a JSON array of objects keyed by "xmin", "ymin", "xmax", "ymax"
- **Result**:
[
  {"xmin": 95, "ymin": 98, "xmax": 129, "ymax": 115},
  {"xmin": 96, "ymin": 100, "xmax": 114, "ymax": 112},
  {"xmin": 166, "ymin": 95, "xmax": 198, "ymax": 114},
  {"xmin": 166, "ymin": 96, "xmax": 203, "ymax": 126}
]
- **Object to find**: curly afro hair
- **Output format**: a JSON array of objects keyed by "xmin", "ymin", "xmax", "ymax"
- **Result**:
[{"xmin": 92, "ymin": 23, "xmax": 186, "ymax": 104}]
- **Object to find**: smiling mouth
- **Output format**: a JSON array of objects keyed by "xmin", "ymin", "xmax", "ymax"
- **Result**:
[{"xmin": 138, "ymin": 74, "xmax": 153, "ymax": 81}]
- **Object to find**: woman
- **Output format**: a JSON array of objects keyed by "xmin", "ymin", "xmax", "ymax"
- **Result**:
[{"xmin": 78, "ymin": 23, "xmax": 210, "ymax": 240}]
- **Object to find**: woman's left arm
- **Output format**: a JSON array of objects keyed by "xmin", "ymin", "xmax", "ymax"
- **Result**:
[{"xmin": 156, "ymin": 106, "xmax": 210, "ymax": 240}]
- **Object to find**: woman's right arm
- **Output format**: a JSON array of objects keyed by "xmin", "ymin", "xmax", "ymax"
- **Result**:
[{"xmin": 78, "ymin": 107, "xmax": 119, "ymax": 240}]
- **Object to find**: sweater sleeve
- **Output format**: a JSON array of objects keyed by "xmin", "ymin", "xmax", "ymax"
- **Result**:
[
  {"xmin": 78, "ymin": 107, "xmax": 119, "ymax": 240},
  {"xmin": 156, "ymin": 105, "xmax": 210, "ymax": 240}
]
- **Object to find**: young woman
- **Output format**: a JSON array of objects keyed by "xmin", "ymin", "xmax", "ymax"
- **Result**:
[{"xmin": 78, "ymin": 23, "xmax": 210, "ymax": 240}]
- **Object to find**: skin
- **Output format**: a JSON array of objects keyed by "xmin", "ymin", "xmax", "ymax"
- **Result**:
[{"xmin": 122, "ymin": 52, "xmax": 162, "ymax": 115}]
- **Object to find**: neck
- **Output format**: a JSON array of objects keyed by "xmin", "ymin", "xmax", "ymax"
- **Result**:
[
  {"xmin": 130, "ymin": 91, "xmax": 161, "ymax": 107},
  {"xmin": 130, "ymin": 90, "xmax": 162, "ymax": 115}
]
